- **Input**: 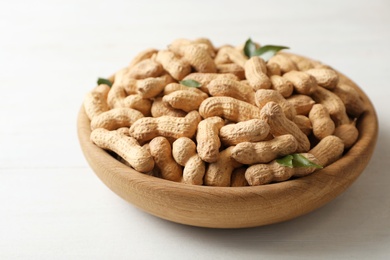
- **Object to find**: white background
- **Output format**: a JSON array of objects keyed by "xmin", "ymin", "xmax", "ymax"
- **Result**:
[{"xmin": 1, "ymin": 0, "xmax": 390, "ymax": 259}]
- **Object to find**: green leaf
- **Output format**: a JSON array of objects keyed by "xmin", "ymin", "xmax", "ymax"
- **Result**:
[
  {"xmin": 276, "ymin": 154, "xmax": 323, "ymax": 169},
  {"xmin": 276, "ymin": 155, "xmax": 294, "ymax": 168},
  {"xmin": 253, "ymin": 45, "xmax": 289, "ymax": 61},
  {"xmin": 97, "ymin": 77, "xmax": 113, "ymax": 87},
  {"xmin": 244, "ymin": 38, "xmax": 258, "ymax": 58},
  {"xmin": 291, "ymin": 154, "xmax": 323, "ymax": 168},
  {"xmin": 179, "ymin": 79, "xmax": 201, "ymax": 88}
]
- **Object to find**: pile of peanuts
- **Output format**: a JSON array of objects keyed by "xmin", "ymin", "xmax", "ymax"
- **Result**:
[{"xmin": 84, "ymin": 38, "xmax": 365, "ymax": 186}]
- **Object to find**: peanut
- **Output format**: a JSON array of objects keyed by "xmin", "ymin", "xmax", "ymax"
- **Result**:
[
  {"xmin": 207, "ymin": 78, "xmax": 256, "ymax": 105},
  {"xmin": 245, "ymin": 153, "xmax": 320, "ymax": 185},
  {"xmin": 129, "ymin": 110, "xmax": 201, "ymax": 143},
  {"xmin": 90, "ymin": 128, "xmax": 154, "ymax": 173},
  {"xmin": 283, "ymin": 53, "xmax": 315, "ymax": 71},
  {"xmin": 260, "ymin": 102, "xmax": 310, "ymax": 152},
  {"xmin": 333, "ymin": 83, "xmax": 365, "ymax": 118},
  {"xmin": 305, "ymin": 68, "xmax": 339, "ymax": 90},
  {"xmin": 268, "ymin": 53, "xmax": 298, "ymax": 74},
  {"xmin": 123, "ymin": 94, "xmax": 152, "ymax": 116},
  {"xmin": 204, "ymin": 146, "xmax": 242, "ymax": 187},
  {"xmin": 266, "ymin": 62, "xmax": 282, "ymax": 76},
  {"xmin": 311, "ymin": 86, "xmax": 350, "ymax": 125},
  {"xmin": 215, "ymin": 46, "xmax": 248, "ymax": 67},
  {"xmin": 309, "ymin": 135, "xmax": 344, "ymax": 167},
  {"xmin": 150, "ymin": 97, "xmax": 187, "ymax": 118},
  {"xmin": 216, "ymin": 63, "xmax": 246, "ymax": 80},
  {"xmin": 286, "ymin": 94, "xmax": 315, "ymax": 116},
  {"xmin": 149, "ymin": 136, "xmax": 182, "ymax": 182},
  {"xmin": 269, "ymin": 75, "xmax": 294, "ymax": 98},
  {"xmin": 129, "ymin": 48, "xmax": 158, "ymax": 68},
  {"xmin": 293, "ymin": 115, "xmax": 312, "ymax": 136},
  {"xmin": 231, "ymin": 134, "xmax": 298, "ymax": 164},
  {"xmin": 183, "ymin": 44, "xmax": 217, "ymax": 73},
  {"xmin": 172, "ymin": 137, "xmax": 206, "ymax": 185},
  {"xmin": 136, "ymin": 74, "xmax": 174, "ymax": 99},
  {"xmin": 255, "ymin": 89, "xmax": 296, "ymax": 120},
  {"xmin": 155, "ymin": 50, "xmax": 192, "ymax": 80},
  {"xmin": 244, "ymin": 56, "xmax": 272, "ymax": 90},
  {"xmin": 282, "ymin": 70, "xmax": 317, "ymax": 95},
  {"xmin": 91, "ymin": 107, "xmax": 144, "ymax": 131},
  {"xmin": 196, "ymin": 117, "xmax": 225, "ymax": 163},
  {"xmin": 163, "ymin": 89, "xmax": 208, "ymax": 112},
  {"xmin": 108, "ymin": 68, "xmax": 133, "ymax": 107},
  {"xmin": 333, "ymin": 123, "xmax": 359, "ymax": 149},
  {"xmin": 84, "ymin": 84, "xmax": 110, "ymax": 120},
  {"xmin": 199, "ymin": 96, "xmax": 261, "ymax": 122},
  {"xmin": 168, "ymin": 38, "xmax": 216, "ymax": 58},
  {"xmin": 230, "ymin": 167, "xmax": 249, "ymax": 187},
  {"xmin": 219, "ymin": 119, "xmax": 270, "ymax": 145},
  {"xmin": 163, "ymin": 82, "xmax": 207, "ymax": 96},
  {"xmin": 309, "ymin": 104, "xmax": 335, "ymax": 140},
  {"xmin": 127, "ymin": 58, "xmax": 164, "ymax": 79},
  {"xmin": 182, "ymin": 72, "xmax": 239, "ymax": 94}
]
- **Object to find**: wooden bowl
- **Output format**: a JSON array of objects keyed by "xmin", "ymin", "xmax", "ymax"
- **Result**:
[{"xmin": 77, "ymin": 72, "xmax": 378, "ymax": 228}]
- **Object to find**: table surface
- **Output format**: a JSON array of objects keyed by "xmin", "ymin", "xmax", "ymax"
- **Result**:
[{"xmin": 1, "ymin": 0, "xmax": 390, "ymax": 259}]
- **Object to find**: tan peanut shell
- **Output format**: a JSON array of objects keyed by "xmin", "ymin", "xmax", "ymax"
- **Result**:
[
  {"xmin": 245, "ymin": 153, "xmax": 320, "ymax": 186},
  {"xmin": 149, "ymin": 137, "xmax": 182, "ymax": 182},
  {"xmin": 215, "ymin": 46, "xmax": 248, "ymax": 67},
  {"xmin": 305, "ymin": 68, "xmax": 339, "ymax": 90},
  {"xmin": 260, "ymin": 102, "xmax": 310, "ymax": 152},
  {"xmin": 196, "ymin": 117, "xmax": 225, "ymax": 163},
  {"xmin": 282, "ymin": 70, "xmax": 317, "ymax": 95},
  {"xmin": 283, "ymin": 53, "xmax": 316, "ymax": 71},
  {"xmin": 199, "ymin": 96, "xmax": 262, "ymax": 122},
  {"xmin": 151, "ymin": 97, "xmax": 187, "ymax": 118},
  {"xmin": 155, "ymin": 50, "xmax": 192, "ymax": 80},
  {"xmin": 286, "ymin": 94, "xmax": 315, "ymax": 116},
  {"xmin": 136, "ymin": 74, "xmax": 174, "ymax": 99},
  {"xmin": 231, "ymin": 134, "xmax": 298, "ymax": 165},
  {"xmin": 91, "ymin": 107, "xmax": 144, "ymax": 131},
  {"xmin": 270, "ymin": 75, "xmax": 294, "ymax": 98},
  {"xmin": 309, "ymin": 135, "xmax": 344, "ymax": 167},
  {"xmin": 183, "ymin": 44, "xmax": 217, "ymax": 73},
  {"xmin": 127, "ymin": 59, "xmax": 164, "ymax": 79},
  {"xmin": 268, "ymin": 54, "xmax": 298, "ymax": 74},
  {"xmin": 90, "ymin": 128, "xmax": 154, "ymax": 173},
  {"xmin": 293, "ymin": 115, "xmax": 312, "ymax": 136},
  {"xmin": 333, "ymin": 83, "xmax": 365, "ymax": 118},
  {"xmin": 163, "ymin": 82, "xmax": 207, "ymax": 96},
  {"xmin": 172, "ymin": 137, "xmax": 206, "ymax": 185},
  {"xmin": 266, "ymin": 63, "xmax": 281, "ymax": 76},
  {"xmin": 230, "ymin": 167, "xmax": 249, "ymax": 187},
  {"xmin": 129, "ymin": 110, "xmax": 201, "ymax": 143},
  {"xmin": 207, "ymin": 78, "xmax": 256, "ymax": 105},
  {"xmin": 244, "ymin": 56, "xmax": 272, "ymax": 90},
  {"xmin": 333, "ymin": 123, "xmax": 359, "ymax": 148},
  {"xmin": 123, "ymin": 94, "xmax": 152, "ymax": 116},
  {"xmin": 255, "ymin": 89, "xmax": 296, "ymax": 120},
  {"xmin": 129, "ymin": 48, "xmax": 158, "ymax": 68},
  {"xmin": 216, "ymin": 63, "xmax": 246, "ymax": 80},
  {"xmin": 163, "ymin": 90, "xmax": 208, "ymax": 112},
  {"xmin": 219, "ymin": 119, "xmax": 270, "ymax": 145},
  {"xmin": 311, "ymin": 86, "xmax": 350, "ymax": 125},
  {"xmin": 204, "ymin": 146, "xmax": 242, "ymax": 187},
  {"xmin": 84, "ymin": 84, "xmax": 110, "ymax": 120},
  {"xmin": 309, "ymin": 104, "xmax": 335, "ymax": 140},
  {"xmin": 182, "ymin": 72, "xmax": 239, "ymax": 94}
]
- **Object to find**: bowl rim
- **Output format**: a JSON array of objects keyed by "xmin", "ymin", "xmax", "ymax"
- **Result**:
[{"xmin": 77, "ymin": 68, "xmax": 378, "ymax": 228}]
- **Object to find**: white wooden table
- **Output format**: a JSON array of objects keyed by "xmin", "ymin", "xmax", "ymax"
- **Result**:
[{"xmin": 1, "ymin": 0, "xmax": 390, "ymax": 259}]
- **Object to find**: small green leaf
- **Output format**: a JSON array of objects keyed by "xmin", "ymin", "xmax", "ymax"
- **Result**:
[
  {"xmin": 253, "ymin": 45, "xmax": 289, "ymax": 61},
  {"xmin": 292, "ymin": 154, "xmax": 323, "ymax": 169},
  {"xmin": 179, "ymin": 79, "xmax": 201, "ymax": 88},
  {"xmin": 97, "ymin": 77, "xmax": 113, "ymax": 87},
  {"xmin": 244, "ymin": 38, "xmax": 258, "ymax": 58},
  {"xmin": 276, "ymin": 155, "xmax": 294, "ymax": 168}
]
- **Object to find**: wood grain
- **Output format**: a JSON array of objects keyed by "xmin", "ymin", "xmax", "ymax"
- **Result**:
[{"xmin": 77, "ymin": 69, "xmax": 378, "ymax": 228}]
